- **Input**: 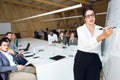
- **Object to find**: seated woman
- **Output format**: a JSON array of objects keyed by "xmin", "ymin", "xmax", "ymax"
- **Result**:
[
  {"xmin": 69, "ymin": 32, "xmax": 78, "ymax": 45},
  {"xmin": 57, "ymin": 31, "xmax": 67, "ymax": 46},
  {"xmin": 12, "ymin": 33, "xmax": 18, "ymax": 47}
]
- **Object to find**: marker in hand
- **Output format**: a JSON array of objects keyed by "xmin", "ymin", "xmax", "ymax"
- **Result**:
[{"xmin": 99, "ymin": 27, "xmax": 116, "ymax": 30}]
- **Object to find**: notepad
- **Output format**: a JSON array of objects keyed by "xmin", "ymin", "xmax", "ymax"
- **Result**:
[
  {"xmin": 23, "ymin": 52, "xmax": 34, "ymax": 57},
  {"xmin": 50, "ymin": 55, "xmax": 65, "ymax": 61}
]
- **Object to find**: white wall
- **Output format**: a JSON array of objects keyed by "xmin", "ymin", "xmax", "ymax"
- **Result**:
[{"xmin": 0, "ymin": 23, "xmax": 11, "ymax": 34}]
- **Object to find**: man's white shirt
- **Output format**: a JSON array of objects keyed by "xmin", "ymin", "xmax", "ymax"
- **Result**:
[
  {"xmin": 48, "ymin": 34, "xmax": 58, "ymax": 44},
  {"xmin": 0, "ymin": 50, "xmax": 16, "ymax": 66}
]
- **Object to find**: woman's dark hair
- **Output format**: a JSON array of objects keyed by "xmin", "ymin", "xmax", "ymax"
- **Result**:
[{"xmin": 82, "ymin": 6, "xmax": 95, "ymax": 17}]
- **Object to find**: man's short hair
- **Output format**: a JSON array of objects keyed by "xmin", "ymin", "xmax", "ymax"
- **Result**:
[
  {"xmin": 0, "ymin": 37, "xmax": 10, "ymax": 45},
  {"xmin": 5, "ymin": 32, "xmax": 12, "ymax": 36}
]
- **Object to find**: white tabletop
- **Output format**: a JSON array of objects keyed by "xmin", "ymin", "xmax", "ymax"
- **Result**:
[{"xmin": 18, "ymin": 38, "xmax": 77, "ymax": 80}]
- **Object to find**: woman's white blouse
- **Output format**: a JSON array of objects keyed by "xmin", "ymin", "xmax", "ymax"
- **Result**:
[{"xmin": 77, "ymin": 24, "xmax": 103, "ymax": 54}]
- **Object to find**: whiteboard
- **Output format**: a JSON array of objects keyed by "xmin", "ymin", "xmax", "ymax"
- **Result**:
[
  {"xmin": 0, "ymin": 23, "xmax": 11, "ymax": 34},
  {"xmin": 104, "ymin": 0, "xmax": 120, "ymax": 56}
]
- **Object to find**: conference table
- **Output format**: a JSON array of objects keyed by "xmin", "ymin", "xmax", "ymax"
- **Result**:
[
  {"xmin": 18, "ymin": 38, "xmax": 77, "ymax": 80},
  {"xmin": 19, "ymin": 38, "xmax": 120, "ymax": 80}
]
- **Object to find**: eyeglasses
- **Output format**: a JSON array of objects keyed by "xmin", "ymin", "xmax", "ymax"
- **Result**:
[
  {"xmin": 85, "ymin": 13, "xmax": 95, "ymax": 18},
  {"xmin": 2, "ymin": 44, "xmax": 9, "ymax": 47}
]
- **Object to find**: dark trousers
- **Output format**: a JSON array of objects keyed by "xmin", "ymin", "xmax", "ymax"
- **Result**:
[
  {"xmin": 0, "ymin": 75, "xmax": 3, "ymax": 80},
  {"xmin": 74, "ymin": 50, "xmax": 102, "ymax": 80}
]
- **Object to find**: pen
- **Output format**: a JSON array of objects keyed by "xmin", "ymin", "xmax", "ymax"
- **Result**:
[{"xmin": 99, "ymin": 27, "xmax": 116, "ymax": 30}]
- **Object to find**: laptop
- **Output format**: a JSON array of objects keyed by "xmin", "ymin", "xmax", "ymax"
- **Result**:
[{"xmin": 19, "ymin": 43, "xmax": 30, "ymax": 51}]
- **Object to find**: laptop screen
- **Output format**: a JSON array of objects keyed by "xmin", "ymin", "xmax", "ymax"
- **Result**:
[{"xmin": 25, "ymin": 43, "xmax": 30, "ymax": 51}]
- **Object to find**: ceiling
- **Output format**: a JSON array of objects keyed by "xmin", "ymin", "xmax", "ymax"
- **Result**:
[
  {"xmin": 0, "ymin": 0, "xmax": 109, "ymax": 22},
  {"xmin": 2, "ymin": 0, "xmax": 109, "ymax": 12}
]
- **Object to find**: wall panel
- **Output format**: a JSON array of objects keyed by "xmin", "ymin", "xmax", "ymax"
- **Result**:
[{"xmin": 0, "ymin": 1, "xmax": 107, "ymax": 38}]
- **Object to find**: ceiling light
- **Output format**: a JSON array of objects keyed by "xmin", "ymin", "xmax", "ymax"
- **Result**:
[
  {"xmin": 12, "ymin": 3, "xmax": 82, "ymax": 22},
  {"xmin": 41, "ymin": 12, "xmax": 107, "ymax": 22}
]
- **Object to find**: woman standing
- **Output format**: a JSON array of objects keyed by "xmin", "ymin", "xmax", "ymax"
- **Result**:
[{"xmin": 74, "ymin": 6, "xmax": 113, "ymax": 80}]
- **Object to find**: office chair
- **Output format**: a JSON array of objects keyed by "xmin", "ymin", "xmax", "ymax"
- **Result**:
[{"xmin": 15, "ymin": 33, "xmax": 21, "ymax": 39}]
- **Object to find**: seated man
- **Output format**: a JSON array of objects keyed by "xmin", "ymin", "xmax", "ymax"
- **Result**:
[
  {"xmin": 5, "ymin": 32, "xmax": 24, "ymax": 54},
  {"xmin": 0, "ymin": 37, "xmax": 36, "ymax": 80},
  {"xmin": 48, "ymin": 30, "xmax": 58, "ymax": 45}
]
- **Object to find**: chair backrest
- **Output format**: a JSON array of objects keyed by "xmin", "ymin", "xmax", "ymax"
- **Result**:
[{"xmin": 15, "ymin": 33, "xmax": 21, "ymax": 38}]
